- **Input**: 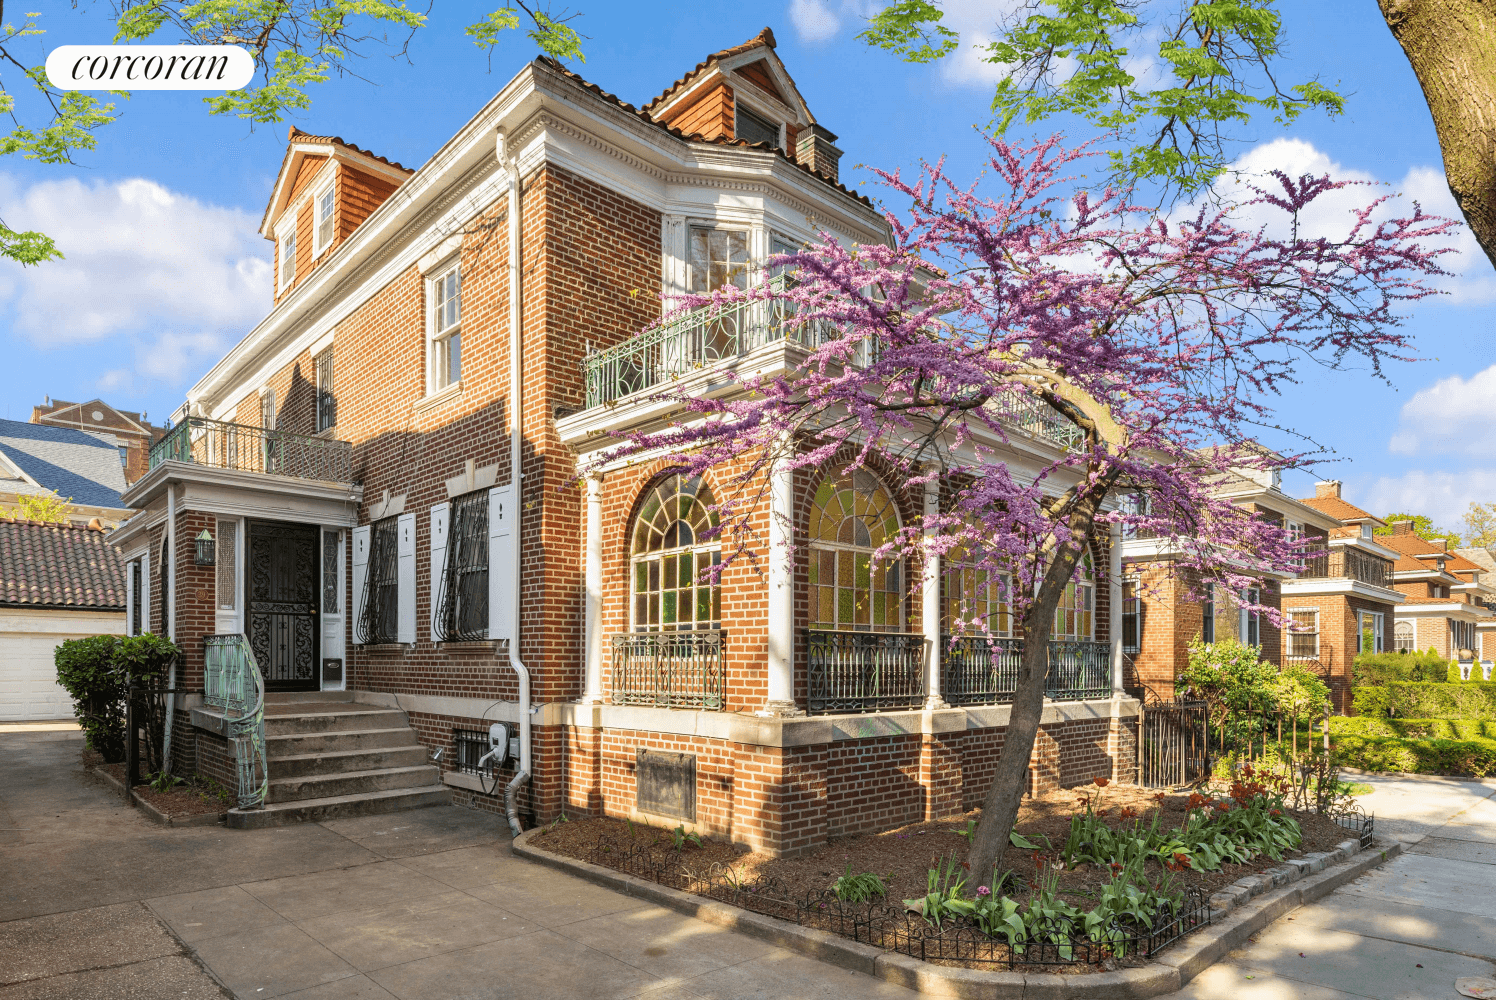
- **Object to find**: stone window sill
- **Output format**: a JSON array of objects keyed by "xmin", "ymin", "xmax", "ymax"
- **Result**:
[
  {"xmin": 358, "ymin": 643, "xmax": 409, "ymax": 652},
  {"xmin": 416, "ymin": 381, "xmax": 462, "ymax": 413},
  {"xmin": 438, "ymin": 639, "xmax": 496, "ymax": 652}
]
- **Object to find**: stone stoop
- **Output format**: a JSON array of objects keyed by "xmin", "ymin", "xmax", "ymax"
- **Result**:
[{"xmin": 226, "ymin": 692, "xmax": 448, "ymax": 829}]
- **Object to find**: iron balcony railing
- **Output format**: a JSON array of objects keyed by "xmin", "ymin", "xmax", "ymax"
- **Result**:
[
  {"xmin": 150, "ymin": 416, "xmax": 355, "ymax": 484},
  {"xmin": 1299, "ymin": 547, "xmax": 1391, "ymax": 589},
  {"xmin": 611, "ymin": 630, "xmax": 726, "ymax": 710},
  {"xmin": 941, "ymin": 635, "xmax": 1114, "ymax": 707},
  {"xmin": 806, "ymin": 629, "xmax": 927, "ymax": 714}
]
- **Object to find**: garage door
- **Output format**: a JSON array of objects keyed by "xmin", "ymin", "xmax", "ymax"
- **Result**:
[{"xmin": 0, "ymin": 634, "xmax": 77, "ymax": 721}]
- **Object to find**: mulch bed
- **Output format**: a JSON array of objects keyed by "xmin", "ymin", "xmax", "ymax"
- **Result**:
[
  {"xmin": 97, "ymin": 762, "xmax": 230, "ymax": 818},
  {"xmin": 533, "ymin": 783, "xmax": 1352, "ymax": 921}
]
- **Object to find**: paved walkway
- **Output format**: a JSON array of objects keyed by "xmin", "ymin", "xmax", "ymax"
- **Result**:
[{"xmin": 4, "ymin": 731, "xmax": 1495, "ymax": 999}]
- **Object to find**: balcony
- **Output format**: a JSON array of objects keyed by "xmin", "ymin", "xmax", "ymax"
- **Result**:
[
  {"xmin": 1298, "ymin": 547, "xmax": 1391, "ymax": 590},
  {"xmin": 150, "ymin": 417, "xmax": 355, "ymax": 485},
  {"xmin": 578, "ymin": 281, "xmax": 1081, "ymax": 452},
  {"xmin": 611, "ymin": 630, "xmax": 726, "ymax": 710}
]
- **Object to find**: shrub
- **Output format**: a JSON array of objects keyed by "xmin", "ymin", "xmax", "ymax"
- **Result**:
[
  {"xmin": 1351, "ymin": 681, "xmax": 1496, "ymax": 719},
  {"xmin": 1273, "ymin": 663, "xmax": 1331, "ymax": 717},
  {"xmin": 54, "ymin": 635, "xmax": 125, "ymax": 761},
  {"xmin": 1353, "ymin": 650, "xmax": 1450, "ymax": 685},
  {"xmin": 1332, "ymin": 716, "xmax": 1496, "ymax": 741},
  {"xmin": 1333, "ymin": 732, "xmax": 1496, "ymax": 777},
  {"xmin": 1177, "ymin": 637, "xmax": 1277, "ymax": 729}
]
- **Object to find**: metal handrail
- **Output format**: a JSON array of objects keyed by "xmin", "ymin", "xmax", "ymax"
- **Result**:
[
  {"xmin": 151, "ymin": 416, "xmax": 354, "ymax": 484},
  {"xmin": 203, "ymin": 634, "xmax": 268, "ymax": 810}
]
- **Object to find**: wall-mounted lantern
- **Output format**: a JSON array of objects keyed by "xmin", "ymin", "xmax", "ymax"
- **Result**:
[{"xmin": 195, "ymin": 528, "xmax": 216, "ymax": 566}]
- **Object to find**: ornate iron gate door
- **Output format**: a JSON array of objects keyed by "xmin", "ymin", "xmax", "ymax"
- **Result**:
[
  {"xmin": 1139, "ymin": 697, "xmax": 1209, "ymax": 787},
  {"xmin": 247, "ymin": 520, "xmax": 320, "ymax": 691}
]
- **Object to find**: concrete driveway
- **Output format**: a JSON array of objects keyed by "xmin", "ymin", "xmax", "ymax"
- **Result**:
[{"xmin": 0, "ymin": 728, "xmax": 916, "ymax": 999}]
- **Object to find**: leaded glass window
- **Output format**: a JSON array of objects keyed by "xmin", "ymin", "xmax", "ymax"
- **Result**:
[
  {"xmin": 216, "ymin": 519, "xmax": 237, "ymax": 611},
  {"xmin": 1052, "ymin": 552, "xmax": 1095, "ymax": 639},
  {"xmin": 322, "ymin": 529, "xmax": 339, "ymax": 613},
  {"xmin": 438, "ymin": 492, "xmax": 488, "ymax": 640},
  {"xmin": 944, "ymin": 551, "xmax": 1011, "ymax": 637},
  {"xmin": 808, "ymin": 467, "xmax": 904, "ymax": 632},
  {"xmin": 357, "ymin": 518, "xmax": 399, "ymax": 644},
  {"xmin": 130, "ymin": 560, "xmax": 141, "ymax": 636},
  {"xmin": 630, "ymin": 474, "xmax": 720, "ymax": 631}
]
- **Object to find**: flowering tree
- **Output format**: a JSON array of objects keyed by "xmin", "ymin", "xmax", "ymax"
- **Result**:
[{"xmin": 600, "ymin": 136, "xmax": 1453, "ymax": 887}]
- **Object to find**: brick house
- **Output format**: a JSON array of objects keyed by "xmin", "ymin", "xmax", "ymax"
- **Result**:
[
  {"xmin": 31, "ymin": 397, "xmax": 165, "ymax": 485},
  {"xmin": 1120, "ymin": 476, "xmax": 1399, "ymax": 713},
  {"xmin": 109, "ymin": 30, "xmax": 1134, "ymax": 852},
  {"xmin": 1383, "ymin": 522, "xmax": 1495, "ymax": 659},
  {"xmin": 1452, "ymin": 547, "xmax": 1496, "ymax": 664}
]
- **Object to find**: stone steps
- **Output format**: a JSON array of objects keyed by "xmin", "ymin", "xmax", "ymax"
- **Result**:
[{"xmin": 226, "ymin": 692, "xmax": 448, "ymax": 827}]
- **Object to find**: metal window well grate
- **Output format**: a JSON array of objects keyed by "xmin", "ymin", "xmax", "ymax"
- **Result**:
[{"xmin": 453, "ymin": 729, "xmax": 492, "ymax": 775}]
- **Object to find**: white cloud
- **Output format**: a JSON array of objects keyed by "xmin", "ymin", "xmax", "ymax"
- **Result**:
[
  {"xmin": 0, "ymin": 174, "xmax": 269, "ymax": 356},
  {"xmin": 1363, "ymin": 468, "xmax": 1496, "ymax": 532},
  {"xmin": 1183, "ymin": 138, "xmax": 1496, "ymax": 305},
  {"xmin": 1385, "ymin": 364, "xmax": 1496, "ymax": 458},
  {"xmin": 789, "ymin": 0, "xmax": 843, "ymax": 43}
]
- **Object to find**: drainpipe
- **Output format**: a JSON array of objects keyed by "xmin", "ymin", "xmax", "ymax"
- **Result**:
[
  {"xmin": 498, "ymin": 129, "xmax": 531, "ymax": 837},
  {"xmin": 161, "ymin": 483, "xmax": 177, "ymax": 775}
]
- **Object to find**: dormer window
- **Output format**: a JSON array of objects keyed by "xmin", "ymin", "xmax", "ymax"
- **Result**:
[
  {"xmin": 735, "ymin": 104, "xmax": 780, "ymax": 149},
  {"xmin": 315, "ymin": 184, "xmax": 336, "ymax": 256},
  {"xmin": 278, "ymin": 222, "xmax": 297, "ymax": 292},
  {"xmin": 1361, "ymin": 523, "xmax": 1372, "ymax": 539}
]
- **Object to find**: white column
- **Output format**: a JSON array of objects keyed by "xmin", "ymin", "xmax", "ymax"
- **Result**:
[
  {"xmin": 582, "ymin": 470, "xmax": 605, "ymax": 704},
  {"xmin": 922, "ymin": 475, "xmax": 946, "ymax": 709},
  {"xmin": 1109, "ymin": 520, "xmax": 1124, "ymax": 695},
  {"xmin": 764, "ymin": 444, "xmax": 798, "ymax": 714}
]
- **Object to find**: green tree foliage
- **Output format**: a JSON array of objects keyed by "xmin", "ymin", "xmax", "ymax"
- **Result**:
[
  {"xmin": 1353, "ymin": 681, "xmax": 1496, "ymax": 720},
  {"xmin": 1373, "ymin": 513, "xmax": 1461, "ymax": 548},
  {"xmin": 1463, "ymin": 502, "xmax": 1496, "ymax": 549},
  {"xmin": 1272, "ymin": 663, "xmax": 1331, "ymax": 718},
  {"xmin": 53, "ymin": 633, "xmax": 180, "ymax": 762},
  {"xmin": 858, "ymin": 0, "xmax": 1345, "ymax": 198},
  {"xmin": 1353, "ymin": 649, "xmax": 1450, "ymax": 685},
  {"xmin": 5, "ymin": 489, "xmax": 73, "ymax": 523},
  {"xmin": 1177, "ymin": 636, "xmax": 1278, "ymax": 728}
]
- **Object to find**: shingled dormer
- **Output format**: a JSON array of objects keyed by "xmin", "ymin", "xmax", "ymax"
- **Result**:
[
  {"xmin": 644, "ymin": 27, "xmax": 842, "ymax": 181},
  {"xmin": 261, "ymin": 127, "xmax": 414, "ymax": 303}
]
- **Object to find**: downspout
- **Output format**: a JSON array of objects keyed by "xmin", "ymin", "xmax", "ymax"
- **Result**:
[
  {"xmin": 498, "ymin": 129, "xmax": 531, "ymax": 836},
  {"xmin": 162, "ymin": 483, "xmax": 177, "ymax": 775}
]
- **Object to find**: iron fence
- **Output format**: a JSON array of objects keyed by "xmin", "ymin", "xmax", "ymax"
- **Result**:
[
  {"xmin": 611, "ymin": 630, "xmax": 726, "ymax": 710},
  {"xmin": 588, "ymin": 837, "xmax": 1211, "ymax": 969},
  {"xmin": 806, "ymin": 629, "xmax": 926, "ymax": 714},
  {"xmin": 942, "ymin": 635, "xmax": 1023, "ymax": 706},
  {"xmin": 1139, "ymin": 697, "xmax": 1210, "ymax": 788},
  {"xmin": 151, "ymin": 416, "xmax": 355, "ymax": 484}
]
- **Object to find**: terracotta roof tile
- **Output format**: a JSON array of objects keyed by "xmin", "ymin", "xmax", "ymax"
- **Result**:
[
  {"xmin": 1300, "ymin": 495, "xmax": 1381, "ymax": 524},
  {"xmin": 643, "ymin": 27, "xmax": 779, "ymax": 114},
  {"xmin": 0, "ymin": 518, "xmax": 124, "ymax": 610},
  {"xmin": 1379, "ymin": 531, "xmax": 1478, "ymax": 575},
  {"xmin": 287, "ymin": 126, "xmax": 414, "ymax": 174}
]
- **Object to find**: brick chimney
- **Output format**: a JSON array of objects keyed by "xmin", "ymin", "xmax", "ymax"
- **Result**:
[
  {"xmin": 1432, "ymin": 538, "xmax": 1448, "ymax": 552},
  {"xmin": 1314, "ymin": 480, "xmax": 1342, "ymax": 499},
  {"xmin": 796, "ymin": 123, "xmax": 843, "ymax": 183},
  {"xmin": 1391, "ymin": 520, "xmax": 1415, "ymax": 536}
]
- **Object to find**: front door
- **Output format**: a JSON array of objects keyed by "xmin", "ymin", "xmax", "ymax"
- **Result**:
[{"xmin": 247, "ymin": 520, "xmax": 320, "ymax": 691}]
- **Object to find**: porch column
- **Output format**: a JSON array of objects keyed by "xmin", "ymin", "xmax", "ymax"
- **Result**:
[
  {"xmin": 764, "ymin": 442, "xmax": 798, "ymax": 714},
  {"xmin": 582, "ymin": 470, "xmax": 605, "ymax": 704},
  {"xmin": 923, "ymin": 473, "xmax": 946, "ymax": 709},
  {"xmin": 1109, "ymin": 519, "xmax": 1124, "ymax": 695}
]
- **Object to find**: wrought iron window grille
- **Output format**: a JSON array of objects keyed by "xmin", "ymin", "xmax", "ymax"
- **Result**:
[
  {"xmin": 356, "ymin": 517, "xmax": 399, "ymax": 644},
  {"xmin": 437, "ymin": 491, "xmax": 489, "ymax": 642},
  {"xmin": 453, "ymin": 728, "xmax": 492, "ymax": 775}
]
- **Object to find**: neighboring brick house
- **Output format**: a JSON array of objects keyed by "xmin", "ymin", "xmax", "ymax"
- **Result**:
[
  {"xmin": 0, "ymin": 418, "xmax": 132, "ymax": 529},
  {"xmin": 0, "ymin": 518, "xmax": 125, "ymax": 721},
  {"xmin": 110, "ymin": 29, "xmax": 1132, "ymax": 852},
  {"xmin": 1452, "ymin": 546, "xmax": 1496, "ymax": 663},
  {"xmin": 1383, "ymin": 522, "xmax": 1495, "ymax": 659},
  {"xmin": 31, "ymin": 398, "xmax": 165, "ymax": 485},
  {"xmin": 1119, "ymin": 475, "xmax": 1398, "ymax": 713}
]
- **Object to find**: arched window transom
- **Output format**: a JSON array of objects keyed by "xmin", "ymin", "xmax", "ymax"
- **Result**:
[
  {"xmin": 808, "ymin": 466, "xmax": 904, "ymax": 632},
  {"xmin": 631, "ymin": 474, "xmax": 721, "ymax": 631}
]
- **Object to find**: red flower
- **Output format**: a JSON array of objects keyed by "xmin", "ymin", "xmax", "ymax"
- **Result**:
[{"xmin": 1093, "ymin": 777, "xmax": 1110, "ymax": 788}]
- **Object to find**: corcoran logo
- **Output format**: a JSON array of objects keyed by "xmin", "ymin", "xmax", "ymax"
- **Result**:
[{"xmin": 45, "ymin": 45, "xmax": 254, "ymax": 90}]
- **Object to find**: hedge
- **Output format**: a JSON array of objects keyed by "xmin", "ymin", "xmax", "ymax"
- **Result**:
[
  {"xmin": 1353, "ymin": 650, "xmax": 1451, "ymax": 685},
  {"xmin": 53, "ymin": 633, "xmax": 180, "ymax": 763},
  {"xmin": 1332, "ymin": 716, "xmax": 1496, "ymax": 740},
  {"xmin": 1351, "ymin": 681, "xmax": 1496, "ymax": 720}
]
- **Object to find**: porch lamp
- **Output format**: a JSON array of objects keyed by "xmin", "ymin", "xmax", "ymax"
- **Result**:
[{"xmin": 195, "ymin": 528, "xmax": 215, "ymax": 566}]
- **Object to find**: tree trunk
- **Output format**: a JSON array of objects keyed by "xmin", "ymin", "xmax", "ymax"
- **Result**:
[{"xmin": 1379, "ymin": 0, "xmax": 1496, "ymax": 273}]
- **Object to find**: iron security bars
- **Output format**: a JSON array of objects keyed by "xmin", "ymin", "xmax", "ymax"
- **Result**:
[
  {"xmin": 151, "ymin": 416, "xmax": 353, "ymax": 483},
  {"xmin": 805, "ymin": 630, "xmax": 926, "ymax": 714},
  {"xmin": 357, "ymin": 518, "xmax": 399, "ymax": 644},
  {"xmin": 437, "ymin": 491, "xmax": 489, "ymax": 641},
  {"xmin": 611, "ymin": 630, "xmax": 726, "ymax": 710}
]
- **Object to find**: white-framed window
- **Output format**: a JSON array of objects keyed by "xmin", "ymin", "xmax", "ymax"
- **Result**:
[
  {"xmin": 278, "ymin": 215, "xmax": 297, "ymax": 291},
  {"xmin": 428, "ymin": 264, "xmax": 462, "ymax": 392},
  {"xmin": 689, "ymin": 226, "xmax": 749, "ymax": 294},
  {"xmin": 944, "ymin": 554, "xmax": 1012, "ymax": 638},
  {"xmin": 734, "ymin": 102, "xmax": 782, "ymax": 149},
  {"xmin": 314, "ymin": 182, "xmax": 336, "ymax": 256},
  {"xmin": 1287, "ymin": 521, "xmax": 1305, "ymax": 570},
  {"xmin": 1287, "ymin": 608, "xmax": 1319, "ymax": 659},
  {"xmin": 630, "ymin": 474, "xmax": 721, "ymax": 631},
  {"xmin": 1358, "ymin": 611, "xmax": 1384, "ymax": 654},
  {"xmin": 1239, "ymin": 586, "xmax": 1261, "ymax": 648},
  {"xmin": 259, "ymin": 388, "xmax": 276, "ymax": 430},
  {"xmin": 808, "ymin": 465, "xmax": 904, "ymax": 632},
  {"xmin": 1394, "ymin": 620, "xmax": 1415, "ymax": 652},
  {"xmin": 1121, "ymin": 576, "xmax": 1141, "ymax": 654}
]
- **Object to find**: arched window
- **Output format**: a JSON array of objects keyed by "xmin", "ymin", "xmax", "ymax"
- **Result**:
[
  {"xmin": 1394, "ymin": 620, "xmax": 1414, "ymax": 652},
  {"xmin": 944, "ymin": 550, "xmax": 1011, "ymax": 637},
  {"xmin": 1053, "ymin": 551, "xmax": 1095, "ymax": 640},
  {"xmin": 808, "ymin": 466, "xmax": 904, "ymax": 632},
  {"xmin": 631, "ymin": 474, "xmax": 721, "ymax": 631}
]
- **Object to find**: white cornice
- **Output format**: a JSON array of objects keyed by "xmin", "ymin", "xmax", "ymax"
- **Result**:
[
  {"xmin": 1279, "ymin": 578, "xmax": 1404, "ymax": 604},
  {"xmin": 1395, "ymin": 602, "xmax": 1493, "ymax": 618}
]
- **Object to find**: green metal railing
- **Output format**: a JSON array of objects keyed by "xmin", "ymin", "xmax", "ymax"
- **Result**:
[
  {"xmin": 941, "ymin": 636, "xmax": 1113, "ymax": 705},
  {"xmin": 151, "ymin": 416, "xmax": 354, "ymax": 484},
  {"xmin": 611, "ymin": 630, "xmax": 726, "ymax": 710},
  {"xmin": 806, "ymin": 629, "xmax": 927, "ymax": 714},
  {"xmin": 203, "ymin": 634, "xmax": 268, "ymax": 810}
]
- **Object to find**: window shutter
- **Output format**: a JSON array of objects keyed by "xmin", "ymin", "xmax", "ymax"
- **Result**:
[
  {"xmin": 429, "ymin": 502, "xmax": 450, "ymax": 641},
  {"xmin": 352, "ymin": 525, "xmax": 370, "ymax": 640},
  {"xmin": 126, "ymin": 561, "xmax": 135, "ymax": 636},
  {"xmin": 140, "ymin": 552, "xmax": 151, "ymax": 636},
  {"xmin": 397, "ymin": 513, "xmax": 416, "ymax": 644},
  {"xmin": 488, "ymin": 485, "xmax": 514, "ymax": 641}
]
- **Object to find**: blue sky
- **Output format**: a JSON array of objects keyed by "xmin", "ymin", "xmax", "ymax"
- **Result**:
[{"xmin": 1, "ymin": 2, "xmax": 1491, "ymax": 530}]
